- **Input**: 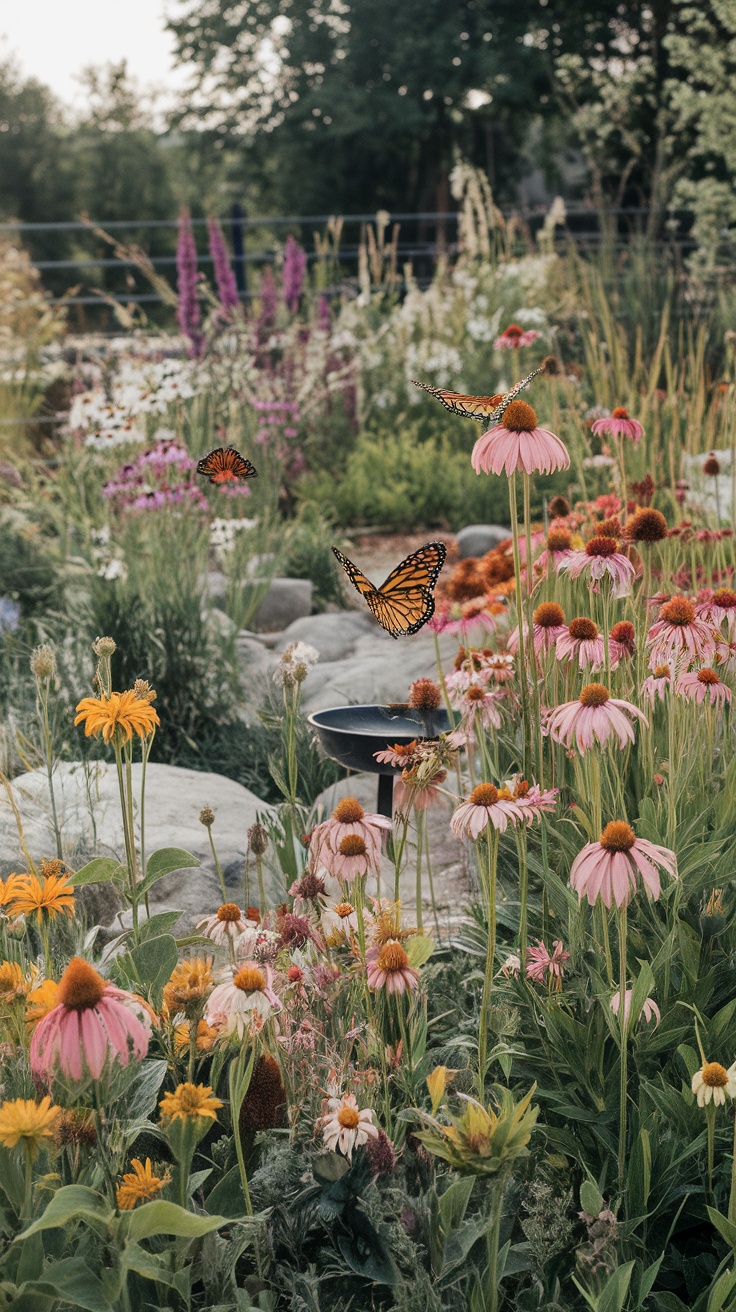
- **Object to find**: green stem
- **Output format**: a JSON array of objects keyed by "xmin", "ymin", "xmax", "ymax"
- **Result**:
[
  {"xmin": 140, "ymin": 735, "xmax": 152, "ymax": 919},
  {"xmin": 22, "ymin": 1143, "xmax": 34, "ymax": 1220},
  {"xmin": 415, "ymin": 812, "xmax": 424, "ymax": 932},
  {"xmin": 729, "ymin": 1113, "xmax": 736, "ymax": 1225},
  {"xmin": 114, "ymin": 744, "xmax": 138, "ymax": 941},
  {"xmin": 523, "ymin": 472, "xmax": 544, "ymax": 783},
  {"xmin": 39, "ymin": 683, "xmax": 63, "ymax": 861},
  {"xmin": 477, "ymin": 825, "xmax": 499, "ymax": 1098},
  {"xmin": 617, "ymin": 903, "xmax": 628, "ymax": 1190},
  {"xmin": 517, "ymin": 825, "xmax": 529, "ymax": 973},
  {"xmin": 485, "ymin": 1179, "xmax": 504, "ymax": 1312},
  {"xmin": 208, "ymin": 826, "xmax": 227, "ymax": 902},
  {"xmin": 509, "ymin": 472, "xmax": 531, "ymax": 776},
  {"xmin": 707, "ymin": 1102, "xmax": 716, "ymax": 1204}
]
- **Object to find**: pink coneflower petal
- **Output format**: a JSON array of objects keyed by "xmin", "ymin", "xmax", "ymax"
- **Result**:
[{"xmin": 570, "ymin": 822, "xmax": 675, "ymax": 909}]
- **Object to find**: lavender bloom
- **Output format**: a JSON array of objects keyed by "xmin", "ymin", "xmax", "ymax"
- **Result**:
[
  {"xmin": 176, "ymin": 209, "xmax": 203, "ymax": 358},
  {"xmin": 258, "ymin": 267, "xmax": 278, "ymax": 337},
  {"xmin": 0, "ymin": 597, "xmax": 20, "ymax": 634},
  {"xmin": 207, "ymin": 217, "xmax": 240, "ymax": 313},
  {"xmin": 283, "ymin": 235, "xmax": 307, "ymax": 313}
]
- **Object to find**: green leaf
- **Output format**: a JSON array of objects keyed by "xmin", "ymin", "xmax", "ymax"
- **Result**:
[
  {"xmin": 19, "ymin": 1185, "xmax": 113, "ymax": 1238},
  {"xmin": 206, "ymin": 1166, "xmax": 249, "ymax": 1219},
  {"xmin": 114, "ymin": 934, "xmax": 178, "ymax": 1007},
  {"xmin": 313, "ymin": 1152, "xmax": 350, "ymax": 1185},
  {"xmin": 124, "ymin": 1199, "xmax": 227, "ymax": 1242},
  {"xmin": 71, "ymin": 858, "xmax": 125, "ymax": 888},
  {"xmin": 580, "ymin": 1180, "xmax": 605, "ymax": 1217},
  {"xmin": 337, "ymin": 1209, "xmax": 398, "ymax": 1286},
  {"xmin": 25, "ymin": 1259, "xmax": 114, "ymax": 1312},
  {"xmin": 137, "ymin": 909, "xmax": 184, "ymax": 942},
  {"xmin": 438, "ymin": 1175, "xmax": 475, "ymax": 1235},
  {"xmin": 707, "ymin": 1207, "xmax": 736, "ymax": 1251},
  {"xmin": 707, "ymin": 1264, "xmax": 736, "ymax": 1312},
  {"xmin": 118, "ymin": 1058, "xmax": 168, "ymax": 1120},
  {"xmin": 598, "ymin": 1262, "xmax": 635, "ymax": 1312},
  {"xmin": 138, "ymin": 847, "xmax": 199, "ymax": 898},
  {"xmin": 627, "ymin": 960, "xmax": 655, "ymax": 1036},
  {"xmin": 121, "ymin": 1244, "xmax": 182, "ymax": 1289}
]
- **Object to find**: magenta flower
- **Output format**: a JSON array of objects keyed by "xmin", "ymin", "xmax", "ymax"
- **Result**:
[
  {"xmin": 283, "ymin": 235, "xmax": 307, "ymax": 313},
  {"xmin": 455, "ymin": 685, "xmax": 504, "ymax": 730},
  {"xmin": 557, "ymin": 536, "xmax": 635, "ymax": 599},
  {"xmin": 676, "ymin": 667, "xmax": 732, "ymax": 709},
  {"xmin": 451, "ymin": 783, "xmax": 529, "ymax": 838},
  {"xmin": 570, "ymin": 822, "xmax": 677, "ymax": 908},
  {"xmin": 695, "ymin": 588, "xmax": 736, "ymax": 639},
  {"xmin": 472, "ymin": 399, "xmax": 569, "ymax": 478},
  {"xmin": 257, "ymin": 267, "xmax": 278, "ymax": 337},
  {"xmin": 509, "ymin": 601, "xmax": 567, "ymax": 658},
  {"xmin": 591, "ymin": 407, "xmax": 644, "ymax": 444},
  {"xmin": 493, "ymin": 323, "xmax": 541, "ymax": 350},
  {"xmin": 207, "ymin": 217, "xmax": 239, "ymax": 313},
  {"xmin": 555, "ymin": 617, "xmax": 609, "ymax": 672},
  {"xmin": 30, "ymin": 958, "xmax": 151, "ymax": 1085},
  {"xmin": 646, "ymin": 596, "xmax": 717, "ymax": 668},
  {"xmin": 640, "ymin": 664, "xmax": 673, "ymax": 706},
  {"xmin": 366, "ymin": 941, "xmax": 419, "ymax": 995},
  {"xmin": 526, "ymin": 940, "xmax": 569, "ymax": 990},
  {"xmin": 176, "ymin": 209, "xmax": 203, "ymax": 358},
  {"xmin": 546, "ymin": 684, "xmax": 647, "ymax": 754}
]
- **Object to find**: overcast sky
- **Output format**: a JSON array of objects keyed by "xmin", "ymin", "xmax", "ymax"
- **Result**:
[{"xmin": 0, "ymin": 1, "xmax": 188, "ymax": 112}]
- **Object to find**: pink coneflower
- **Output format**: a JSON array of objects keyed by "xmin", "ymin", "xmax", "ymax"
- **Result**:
[
  {"xmin": 198, "ymin": 903, "xmax": 255, "ymax": 946},
  {"xmin": 611, "ymin": 989, "xmax": 660, "ymax": 1028},
  {"xmin": 534, "ymin": 527, "xmax": 576, "ymax": 574},
  {"xmin": 557, "ymin": 537, "xmax": 635, "ymax": 599},
  {"xmin": 646, "ymin": 596, "xmax": 717, "ymax": 668},
  {"xmin": 546, "ymin": 683, "xmax": 647, "ymax": 753},
  {"xmin": 310, "ymin": 797, "xmax": 391, "ymax": 870},
  {"xmin": 493, "ymin": 323, "xmax": 541, "ymax": 349},
  {"xmin": 555, "ymin": 617, "xmax": 609, "ymax": 672},
  {"xmin": 446, "ymin": 650, "xmax": 514, "ymax": 692},
  {"xmin": 205, "ymin": 962, "xmax": 280, "ymax": 1037},
  {"xmin": 428, "ymin": 596, "xmax": 504, "ymax": 641},
  {"xmin": 30, "ymin": 958, "xmax": 151, "ymax": 1085},
  {"xmin": 366, "ymin": 940, "xmax": 419, "ymax": 995},
  {"xmin": 374, "ymin": 740, "xmax": 420, "ymax": 768},
  {"xmin": 394, "ymin": 766, "xmax": 447, "ymax": 813},
  {"xmin": 329, "ymin": 833, "xmax": 377, "ymax": 882},
  {"xmin": 609, "ymin": 621, "xmax": 636, "ymax": 664},
  {"xmin": 509, "ymin": 601, "xmax": 567, "ymax": 657},
  {"xmin": 526, "ymin": 940, "xmax": 569, "ymax": 990},
  {"xmin": 320, "ymin": 1092, "xmax": 378, "ymax": 1160},
  {"xmin": 591, "ymin": 407, "xmax": 644, "ymax": 444},
  {"xmin": 696, "ymin": 588, "xmax": 736, "ymax": 638},
  {"xmin": 451, "ymin": 782, "xmax": 529, "ymax": 838},
  {"xmin": 676, "ymin": 667, "xmax": 732, "ymax": 709},
  {"xmin": 569, "ymin": 821, "xmax": 676, "ymax": 908},
  {"xmin": 471, "ymin": 399, "xmax": 570, "ymax": 477},
  {"xmin": 640, "ymin": 664, "xmax": 672, "ymax": 706},
  {"xmin": 457, "ymin": 684, "xmax": 504, "ymax": 730},
  {"xmin": 322, "ymin": 898, "xmax": 365, "ymax": 943},
  {"xmin": 516, "ymin": 781, "xmax": 559, "ymax": 823}
]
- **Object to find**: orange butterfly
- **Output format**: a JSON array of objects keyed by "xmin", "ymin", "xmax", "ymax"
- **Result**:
[
  {"xmin": 197, "ymin": 446, "xmax": 257, "ymax": 485},
  {"xmin": 332, "ymin": 542, "xmax": 446, "ymax": 639},
  {"xmin": 412, "ymin": 361, "xmax": 550, "ymax": 425}
]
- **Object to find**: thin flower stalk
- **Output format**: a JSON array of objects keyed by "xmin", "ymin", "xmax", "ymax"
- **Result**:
[{"xmin": 478, "ymin": 824, "xmax": 500, "ymax": 1098}]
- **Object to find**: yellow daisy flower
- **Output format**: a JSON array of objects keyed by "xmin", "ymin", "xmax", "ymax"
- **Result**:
[
  {"xmin": 0, "ymin": 1096, "xmax": 59, "ymax": 1159},
  {"xmin": 74, "ymin": 689, "xmax": 160, "ymax": 744},
  {"xmin": 116, "ymin": 1157, "xmax": 170, "ymax": 1210},
  {"xmin": 25, "ymin": 978, "xmax": 60, "ymax": 1029},
  {"xmin": 0, "ymin": 960, "xmax": 27, "ymax": 1003},
  {"xmin": 159, "ymin": 1082, "xmax": 222, "ymax": 1125},
  {"xmin": 163, "ymin": 957, "xmax": 213, "ymax": 1017},
  {"xmin": 8, "ymin": 873, "xmax": 75, "ymax": 923},
  {"xmin": 173, "ymin": 1018, "xmax": 218, "ymax": 1056}
]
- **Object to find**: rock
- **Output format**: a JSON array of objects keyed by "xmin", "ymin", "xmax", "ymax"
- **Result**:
[
  {"xmin": 251, "ymin": 578, "xmax": 313, "ymax": 631},
  {"xmin": 300, "ymin": 628, "xmax": 457, "ymax": 714},
  {"xmin": 0, "ymin": 763, "xmax": 275, "ymax": 931},
  {"xmin": 313, "ymin": 772, "xmax": 470, "ymax": 931},
  {"xmin": 272, "ymin": 611, "xmax": 375, "ymax": 663},
  {"xmin": 456, "ymin": 524, "xmax": 509, "ymax": 558},
  {"xmin": 235, "ymin": 632, "xmax": 273, "ymax": 679}
]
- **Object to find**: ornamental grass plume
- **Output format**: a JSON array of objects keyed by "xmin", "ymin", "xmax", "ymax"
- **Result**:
[
  {"xmin": 570, "ymin": 822, "xmax": 677, "ymax": 908},
  {"xmin": 283, "ymin": 234, "xmax": 307, "ymax": 313},
  {"xmin": 471, "ymin": 399, "xmax": 569, "ymax": 477},
  {"xmin": 30, "ymin": 957, "xmax": 151, "ymax": 1085},
  {"xmin": 546, "ymin": 684, "xmax": 647, "ymax": 753}
]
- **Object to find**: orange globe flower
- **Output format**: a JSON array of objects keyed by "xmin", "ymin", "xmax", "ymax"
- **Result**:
[{"xmin": 74, "ymin": 690, "xmax": 160, "ymax": 744}]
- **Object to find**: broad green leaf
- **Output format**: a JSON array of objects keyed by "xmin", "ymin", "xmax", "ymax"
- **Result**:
[
  {"xmin": 438, "ymin": 1175, "xmax": 475, "ymax": 1234},
  {"xmin": 312, "ymin": 1152, "xmax": 350, "ymax": 1185},
  {"xmin": 337, "ymin": 1212, "xmax": 397, "ymax": 1286},
  {"xmin": 114, "ymin": 934, "xmax": 178, "ymax": 1008},
  {"xmin": 19, "ymin": 1185, "xmax": 113, "ymax": 1238},
  {"xmin": 707, "ymin": 1264, "xmax": 736, "ymax": 1312},
  {"xmin": 137, "ymin": 909, "xmax": 183, "ymax": 942},
  {"xmin": 124, "ymin": 1199, "xmax": 227, "ymax": 1242},
  {"xmin": 138, "ymin": 847, "xmax": 199, "ymax": 898},
  {"xmin": 707, "ymin": 1207, "xmax": 736, "ymax": 1251},
  {"xmin": 406, "ymin": 934, "xmax": 435, "ymax": 968},
  {"xmin": 71, "ymin": 858, "xmax": 125, "ymax": 888},
  {"xmin": 118, "ymin": 1058, "xmax": 168, "ymax": 1120},
  {"xmin": 205, "ymin": 1166, "xmax": 250, "ymax": 1220},
  {"xmin": 121, "ymin": 1243, "xmax": 181, "ymax": 1289},
  {"xmin": 598, "ymin": 1261, "xmax": 635, "ymax": 1312},
  {"xmin": 26, "ymin": 1259, "xmax": 114, "ymax": 1312},
  {"xmin": 580, "ymin": 1180, "xmax": 605, "ymax": 1217},
  {"xmin": 638, "ymin": 1254, "xmax": 664, "ymax": 1304}
]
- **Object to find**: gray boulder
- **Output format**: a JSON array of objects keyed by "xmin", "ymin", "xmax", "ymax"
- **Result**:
[
  {"xmin": 300, "ymin": 628, "xmax": 457, "ymax": 714},
  {"xmin": 0, "ymin": 762, "xmax": 275, "ymax": 930},
  {"xmin": 251, "ymin": 578, "xmax": 313, "ymax": 631},
  {"xmin": 273, "ymin": 611, "xmax": 375, "ymax": 663},
  {"xmin": 456, "ymin": 524, "xmax": 509, "ymax": 558}
]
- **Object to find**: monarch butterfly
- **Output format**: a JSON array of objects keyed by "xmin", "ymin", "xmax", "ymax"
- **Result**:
[
  {"xmin": 332, "ymin": 542, "xmax": 446, "ymax": 639},
  {"xmin": 196, "ymin": 446, "xmax": 257, "ymax": 485},
  {"xmin": 412, "ymin": 360, "xmax": 551, "ymax": 426}
]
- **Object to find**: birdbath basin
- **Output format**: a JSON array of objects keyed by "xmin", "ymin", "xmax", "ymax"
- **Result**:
[{"xmin": 307, "ymin": 703, "xmax": 452, "ymax": 818}]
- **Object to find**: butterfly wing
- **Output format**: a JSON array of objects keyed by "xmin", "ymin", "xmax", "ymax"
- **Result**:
[
  {"xmin": 413, "ymin": 362, "xmax": 548, "ymax": 426},
  {"xmin": 412, "ymin": 381, "xmax": 504, "ymax": 422},
  {"xmin": 332, "ymin": 548, "xmax": 377, "ymax": 600},
  {"xmin": 333, "ymin": 543, "xmax": 446, "ymax": 638},
  {"xmin": 197, "ymin": 446, "xmax": 258, "ymax": 484}
]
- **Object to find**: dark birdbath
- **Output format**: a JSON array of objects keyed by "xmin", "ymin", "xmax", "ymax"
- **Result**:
[{"xmin": 307, "ymin": 704, "xmax": 452, "ymax": 818}]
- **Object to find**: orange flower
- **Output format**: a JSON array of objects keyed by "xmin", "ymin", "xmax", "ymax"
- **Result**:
[
  {"xmin": 9, "ymin": 873, "xmax": 75, "ymax": 923},
  {"xmin": 74, "ymin": 690, "xmax": 160, "ymax": 744},
  {"xmin": 25, "ymin": 979, "xmax": 59, "ymax": 1029}
]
